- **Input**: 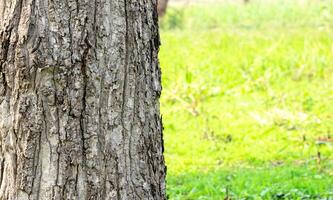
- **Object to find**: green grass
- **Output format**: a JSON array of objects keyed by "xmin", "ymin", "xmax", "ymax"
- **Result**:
[
  {"xmin": 168, "ymin": 165, "xmax": 333, "ymax": 199},
  {"xmin": 159, "ymin": 1, "xmax": 333, "ymax": 199}
]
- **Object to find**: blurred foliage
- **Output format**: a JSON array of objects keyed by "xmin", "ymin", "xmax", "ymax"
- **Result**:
[{"xmin": 159, "ymin": 0, "xmax": 333, "ymax": 199}]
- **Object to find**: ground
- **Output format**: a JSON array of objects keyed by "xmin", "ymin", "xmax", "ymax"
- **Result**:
[{"xmin": 159, "ymin": 1, "xmax": 333, "ymax": 199}]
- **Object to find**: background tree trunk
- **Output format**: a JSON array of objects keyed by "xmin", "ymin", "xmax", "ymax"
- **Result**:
[
  {"xmin": 0, "ymin": 0, "xmax": 166, "ymax": 199},
  {"xmin": 157, "ymin": 0, "xmax": 169, "ymax": 17}
]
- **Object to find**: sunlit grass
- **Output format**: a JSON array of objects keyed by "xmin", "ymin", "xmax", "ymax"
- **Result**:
[{"xmin": 160, "ymin": 1, "xmax": 333, "ymax": 199}]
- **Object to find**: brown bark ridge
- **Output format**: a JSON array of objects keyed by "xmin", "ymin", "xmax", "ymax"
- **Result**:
[{"xmin": 0, "ymin": 0, "xmax": 166, "ymax": 199}]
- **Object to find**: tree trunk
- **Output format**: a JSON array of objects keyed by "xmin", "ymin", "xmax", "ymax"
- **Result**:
[
  {"xmin": 157, "ymin": 0, "xmax": 169, "ymax": 17},
  {"xmin": 0, "ymin": 0, "xmax": 166, "ymax": 199}
]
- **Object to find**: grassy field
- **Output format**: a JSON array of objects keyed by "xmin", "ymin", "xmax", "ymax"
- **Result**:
[{"xmin": 159, "ymin": 1, "xmax": 333, "ymax": 199}]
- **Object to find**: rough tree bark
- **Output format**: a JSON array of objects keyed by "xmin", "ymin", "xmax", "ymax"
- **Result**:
[
  {"xmin": 0, "ymin": 0, "xmax": 166, "ymax": 199},
  {"xmin": 157, "ymin": 0, "xmax": 169, "ymax": 17}
]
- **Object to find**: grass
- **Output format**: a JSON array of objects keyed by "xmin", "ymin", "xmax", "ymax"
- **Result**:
[
  {"xmin": 159, "ymin": 1, "xmax": 333, "ymax": 199},
  {"xmin": 168, "ymin": 165, "xmax": 333, "ymax": 199}
]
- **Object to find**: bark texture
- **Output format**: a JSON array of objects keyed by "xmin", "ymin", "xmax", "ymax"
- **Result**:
[{"xmin": 0, "ymin": 0, "xmax": 166, "ymax": 199}]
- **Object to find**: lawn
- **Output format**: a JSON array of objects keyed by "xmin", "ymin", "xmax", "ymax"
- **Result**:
[{"xmin": 159, "ymin": 1, "xmax": 333, "ymax": 199}]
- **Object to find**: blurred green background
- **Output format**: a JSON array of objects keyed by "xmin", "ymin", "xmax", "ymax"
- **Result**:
[{"xmin": 159, "ymin": 0, "xmax": 333, "ymax": 199}]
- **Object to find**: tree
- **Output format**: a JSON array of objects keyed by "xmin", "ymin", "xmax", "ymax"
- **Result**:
[
  {"xmin": 157, "ymin": 0, "xmax": 169, "ymax": 17},
  {"xmin": 0, "ymin": 0, "xmax": 166, "ymax": 199}
]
